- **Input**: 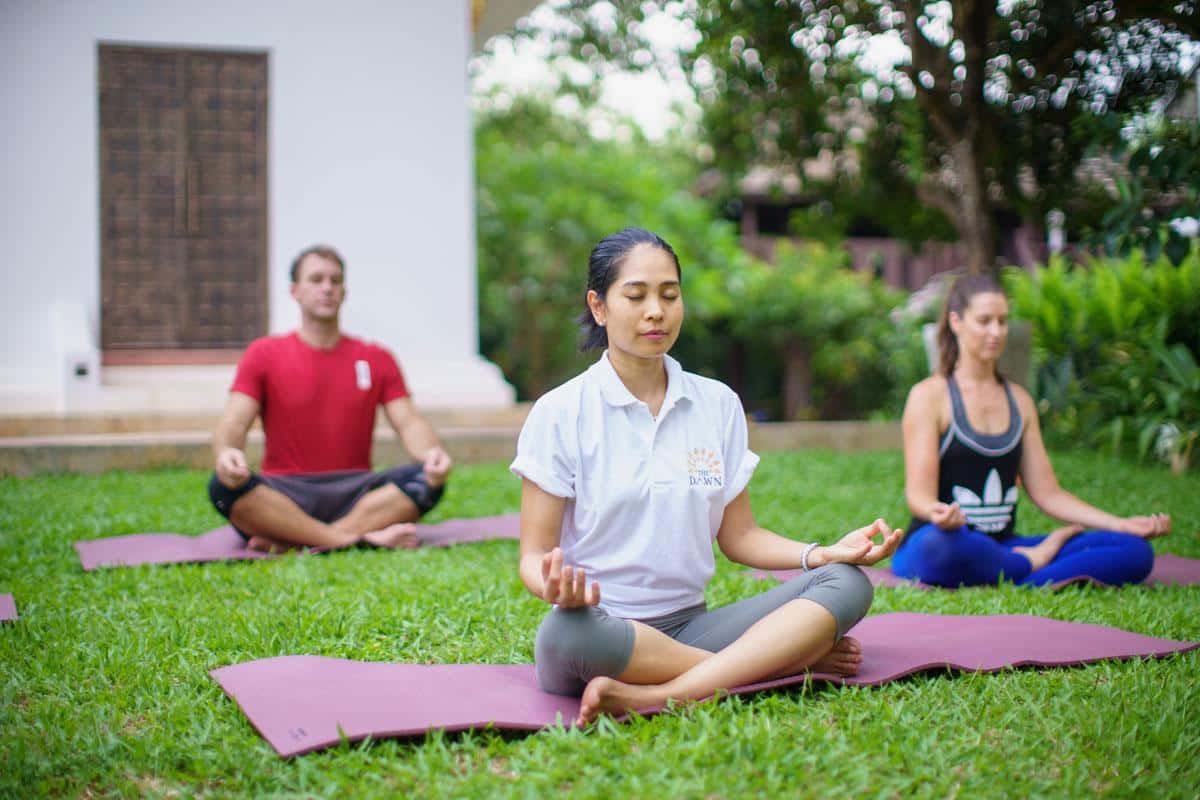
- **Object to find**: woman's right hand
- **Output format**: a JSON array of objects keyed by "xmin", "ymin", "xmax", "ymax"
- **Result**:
[
  {"xmin": 1118, "ymin": 513, "xmax": 1171, "ymax": 539},
  {"xmin": 819, "ymin": 519, "xmax": 904, "ymax": 566},
  {"xmin": 929, "ymin": 501, "xmax": 966, "ymax": 530},
  {"xmin": 541, "ymin": 547, "xmax": 600, "ymax": 608}
]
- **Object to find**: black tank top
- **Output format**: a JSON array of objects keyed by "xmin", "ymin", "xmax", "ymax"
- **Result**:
[{"xmin": 909, "ymin": 376, "xmax": 1025, "ymax": 539}]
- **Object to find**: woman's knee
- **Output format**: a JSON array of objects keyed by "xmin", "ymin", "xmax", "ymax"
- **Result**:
[
  {"xmin": 805, "ymin": 562, "xmax": 874, "ymax": 638},
  {"xmin": 907, "ymin": 526, "xmax": 973, "ymax": 582},
  {"xmin": 1118, "ymin": 532, "xmax": 1155, "ymax": 582},
  {"xmin": 534, "ymin": 607, "xmax": 633, "ymax": 695}
]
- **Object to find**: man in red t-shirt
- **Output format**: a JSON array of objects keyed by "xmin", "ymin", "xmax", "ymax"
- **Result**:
[{"xmin": 208, "ymin": 244, "xmax": 453, "ymax": 551}]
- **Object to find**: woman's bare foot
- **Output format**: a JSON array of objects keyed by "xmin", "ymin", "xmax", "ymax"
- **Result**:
[
  {"xmin": 1012, "ymin": 524, "xmax": 1084, "ymax": 571},
  {"xmin": 577, "ymin": 677, "xmax": 666, "ymax": 726},
  {"xmin": 361, "ymin": 522, "xmax": 420, "ymax": 549},
  {"xmin": 810, "ymin": 636, "xmax": 862, "ymax": 676}
]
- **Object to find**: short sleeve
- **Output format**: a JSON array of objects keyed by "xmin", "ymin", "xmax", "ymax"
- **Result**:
[
  {"xmin": 375, "ymin": 347, "xmax": 410, "ymax": 404},
  {"xmin": 721, "ymin": 390, "xmax": 759, "ymax": 505},
  {"xmin": 230, "ymin": 339, "xmax": 268, "ymax": 402},
  {"xmin": 510, "ymin": 394, "xmax": 577, "ymax": 499}
]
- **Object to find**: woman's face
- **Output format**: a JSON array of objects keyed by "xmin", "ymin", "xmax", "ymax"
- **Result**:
[
  {"xmin": 950, "ymin": 291, "xmax": 1009, "ymax": 363},
  {"xmin": 588, "ymin": 243, "xmax": 684, "ymax": 362}
]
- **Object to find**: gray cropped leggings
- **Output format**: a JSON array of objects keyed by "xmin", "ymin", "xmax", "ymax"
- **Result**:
[{"xmin": 534, "ymin": 562, "xmax": 874, "ymax": 696}]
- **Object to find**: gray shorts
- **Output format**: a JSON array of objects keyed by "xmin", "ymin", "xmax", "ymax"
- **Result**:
[
  {"xmin": 534, "ymin": 562, "xmax": 874, "ymax": 696},
  {"xmin": 207, "ymin": 464, "xmax": 443, "ymax": 539}
]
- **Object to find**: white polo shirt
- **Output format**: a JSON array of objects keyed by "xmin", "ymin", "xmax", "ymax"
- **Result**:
[{"xmin": 510, "ymin": 351, "xmax": 759, "ymax": 619}]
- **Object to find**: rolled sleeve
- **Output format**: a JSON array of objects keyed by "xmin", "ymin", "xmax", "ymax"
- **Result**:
[
  {"xmin": 510, "ymin": 397, "xmax": 577, "ymax": 499},
  {"xmin": 721, "ymin": 392, "xmax": 759, "ymax": 505}
]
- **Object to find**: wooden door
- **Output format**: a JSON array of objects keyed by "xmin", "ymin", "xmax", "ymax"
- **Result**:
[{"xmin": 99, "ymin": 44, "xmax": 268, "ymax": 360}]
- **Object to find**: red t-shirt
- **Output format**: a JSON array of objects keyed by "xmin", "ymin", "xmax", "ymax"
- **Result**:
[{"xmin": 231, "ymin": 332, "xmax": 410, "ymax": 475}]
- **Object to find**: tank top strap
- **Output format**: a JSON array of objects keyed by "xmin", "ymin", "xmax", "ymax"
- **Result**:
[
  {"xmin": 946, "ymin": 374, "xmax": 968, "ymax": 430},
  {"xmin": 942, "ymin": 375, "xmax": 1023, "ymax": 457}
]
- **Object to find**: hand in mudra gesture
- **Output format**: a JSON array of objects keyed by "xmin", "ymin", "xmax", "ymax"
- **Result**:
[
  {"xmin": 540, "ymin": 547, "xmax": 601, "ymax": 608},
  {"xmin": 820, "ymin": 519, "xmax": 904, "ymax": 566},
  {"xmin": 929, "ymin": 501, "xmax": 967, "ymax": 530}
]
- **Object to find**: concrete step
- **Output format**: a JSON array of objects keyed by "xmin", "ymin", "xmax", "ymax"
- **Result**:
[
  {"xmin": 0, "ymin": 420, "xmax": 900, "ymax": 477},
  {"xmin": 0, "ymin": 405, "xmax": 534, "ymax": 437}
]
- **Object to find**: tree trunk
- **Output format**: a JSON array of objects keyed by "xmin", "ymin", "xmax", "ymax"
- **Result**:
[
  {"xmin": 949, "ymin": 137, "xmax": 997, "ymax": 274},
  {"xmin": 782, "ymin": 339, "xmax": 812, "ymax": 421}
]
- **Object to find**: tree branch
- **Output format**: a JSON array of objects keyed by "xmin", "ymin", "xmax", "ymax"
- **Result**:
[{"xmin": 916, "ymin": 176, "xmax": 963, "ymax": 228}]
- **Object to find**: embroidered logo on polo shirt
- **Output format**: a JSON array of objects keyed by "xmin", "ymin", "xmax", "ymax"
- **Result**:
[
  {"xmin": 354, "ymin": 359, "xmax": 372, "ymax": 391},
  {"xmin": 687, "ymin": 447, "xmax": 724, "ymax": 487}
]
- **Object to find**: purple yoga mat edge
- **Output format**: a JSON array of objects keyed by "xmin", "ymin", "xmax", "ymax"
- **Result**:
[
  {"xmin": 74, "ymin": 513, "xmax": 521, "ymax": 571},
  {"xmin": 209, "ymin": 659, "xmax": 576, "ymax": 757},
  {"xmin": 210, "ymin": 613, "xmax": 1199, "ymax": 757},
  {"xmin": 752, "ymin": 553, "xmax": 1200, "ymax": 590}
]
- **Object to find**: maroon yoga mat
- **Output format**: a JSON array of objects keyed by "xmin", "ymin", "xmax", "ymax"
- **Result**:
[
  {"xmin": 0, "ymin": 593, "xmax": 16, "ymax": 622},
  {"xmin": 75, "ymin": 513, "xmax": 520, "ymax": 571},
  {"xmin": 211, "ymin": 612, "xmax": 1198, "ymax": 757},
  {"xmin": 752, "ymin": 554, "xmax": 1200, "ymax": 590}
]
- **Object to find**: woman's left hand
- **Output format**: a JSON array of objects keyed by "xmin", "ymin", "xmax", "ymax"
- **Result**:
[
  {"xmin": 817, "ymin": 519, "xmax": 904, "ymax": 567},
  {"xmin": 1119, "ymin": 513, "xmax": 1171, "ymax": 539}
]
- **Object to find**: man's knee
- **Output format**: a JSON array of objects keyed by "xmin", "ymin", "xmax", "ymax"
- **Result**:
[
  {"xmin": 381, "ymin": 464, "xmax": 445, "ymax": 517},
  {"xmin": 208, "ymin": 472, "xmax": 262, "ymax": 519}
]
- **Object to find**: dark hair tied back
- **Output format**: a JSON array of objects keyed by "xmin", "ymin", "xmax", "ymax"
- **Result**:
[
  {"xmin": 936, "ymin": 272, "xmax": 1006, "ymax": 377},
  {"xmin": 578, "ymin": 227, "xmax": 681, "ymax": 351}
]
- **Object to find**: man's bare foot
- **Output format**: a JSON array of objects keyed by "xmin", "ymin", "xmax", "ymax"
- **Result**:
[
  {"xmin": 245, "ymin": 536, "xmax": 303, "ymax": 554},
  {"xmin": 811, "ymin": 636, "xmax": 862, "ymax": 676},
  {"xmin": 361, "ymin": 522, "xmax": 420, "ymax": 550},
  {"xmin": 577, "ymin": 677, "xmax": 665, "ymax": 726},
  {"xmin": 1012, "ymin": 524, "xmax": 1084, "ymax": 571}
]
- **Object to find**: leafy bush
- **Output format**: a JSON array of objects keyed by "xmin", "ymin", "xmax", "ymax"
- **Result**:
[
  {"xmin": 706, "ymin": 241, "xmax": 918, "ymax": 420},
  {"xmin": 476, "ymin": 97, "xmax": 926, "ymax": 419},
  {"xmin": 1005, "ymin": 247, "xmax": 1200, "ymax": 467},
  {"xmin": 475, "ymin": 97, "xmax": 748, "ymax": 400}
]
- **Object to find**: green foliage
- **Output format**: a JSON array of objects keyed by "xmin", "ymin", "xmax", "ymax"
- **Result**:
[
  {"xmin": 709, "ymin": 241, "xmax": 917, "ymax": 419},
  {"xmin": 475, "ymin": 96, "xmax": 922, "ymax": 419},
  {"xmin": 1005, "ymin": 248, "xmax": 1200, "ymax": 467},
  {"xmin": 543, "ymin": 1, "xmax": 1198, "ymax": 270},
  {"xmin": 2, "ymin": 456, "xmax": 1198, "ymax": 796},
  {"xmin": 475, "ymin": 96, "xmax": 749, "ymax": 400},
  {"xmin": 1088, "ymin": 120, "xmax": 1200, "ymax": 266}
]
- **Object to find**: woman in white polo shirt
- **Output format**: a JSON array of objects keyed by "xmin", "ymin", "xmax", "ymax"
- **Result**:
[{"xmin": 512, "ymin": 227, "xmax": 903, "ymax": 725}]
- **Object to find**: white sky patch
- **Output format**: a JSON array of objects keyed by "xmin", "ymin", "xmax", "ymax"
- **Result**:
[{"xmin": 471, "ymin": 3, "xmax": 701, "ymax": 140}]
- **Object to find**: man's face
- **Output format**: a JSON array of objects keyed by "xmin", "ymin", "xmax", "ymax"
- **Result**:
[{"xmin": 290, "ymin": 254, "xmax": 346, "ymax": 321}]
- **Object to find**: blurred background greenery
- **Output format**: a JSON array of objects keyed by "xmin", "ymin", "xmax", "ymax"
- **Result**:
[{"xmin": 471, "ymin": 2, "xmax": 1200, "ymax": 468}]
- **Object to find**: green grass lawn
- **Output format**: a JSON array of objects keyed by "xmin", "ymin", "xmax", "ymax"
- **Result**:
[{"xmin": 1, "ymin": 450, "xmax": 1198, "ymax": 798}]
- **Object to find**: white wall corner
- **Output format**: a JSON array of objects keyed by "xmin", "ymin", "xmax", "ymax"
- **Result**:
[
  {"xmin": 402, "ymin": 356, "xmax": 516, "ymax": 409},
  {"xmin": 54, "ymin": 302, "xmax": 101, "ymax": 412}
]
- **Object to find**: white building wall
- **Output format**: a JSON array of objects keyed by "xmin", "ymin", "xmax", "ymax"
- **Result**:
[{"xmin": 0, "ymin": 0, "xmax": 512, "ymax": 413}]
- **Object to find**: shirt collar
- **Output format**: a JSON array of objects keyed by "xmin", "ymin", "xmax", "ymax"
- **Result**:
[{"xmin": 594, "ymin": 350, "xmax": 691, "ymax": 412}]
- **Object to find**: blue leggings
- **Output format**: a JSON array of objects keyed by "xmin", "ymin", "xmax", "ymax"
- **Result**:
[{"xmin": 891, "ymin": 523, "xmax": 1154, "ymax": 587}]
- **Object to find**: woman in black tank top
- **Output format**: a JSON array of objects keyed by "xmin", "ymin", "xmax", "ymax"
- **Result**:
[{"xmin": 893, "ymin": 273, "xmax": 1170, "ymax": 587}]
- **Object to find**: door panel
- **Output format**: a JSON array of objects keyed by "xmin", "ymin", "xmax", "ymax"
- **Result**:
[{"xmin": 99, "ymin": 44, "xmax": 268, "ymax": 353}]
